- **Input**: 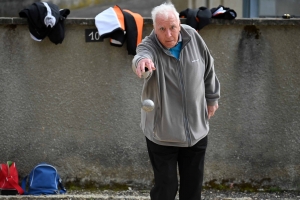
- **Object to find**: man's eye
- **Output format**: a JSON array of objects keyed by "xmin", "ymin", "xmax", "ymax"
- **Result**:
[{"xmin": 160, "ymin": 27, "xmax": 165, "ymax": 31}]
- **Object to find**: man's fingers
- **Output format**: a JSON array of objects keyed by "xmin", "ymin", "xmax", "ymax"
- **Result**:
[
  {"xmin": 147, "ymin": 63, "xmax": 152, "ymax": 72},
  {"xmin": 136, "ymin": 61, "xmax": 145, "ymax": 78},
  {"xmin": 148, "ymin": 62, "xmax": 156, "ymax": 72},
  {"xmin": 210, "ymin": 111, "xmax": 215, "ymax": 118},
  {"xmin": 207, "ymin": 104, "xmax": 218, "ymax": 119},
  {"xmin": 141, "ymin": 62, "xmax": 146, "ymax": 74},
  {"xmin": 136, "ymin": 59, "xmax": 156, "ymax": 78},
  {"xmin": 208, "ymin": 111, "xmax": 213, "ymax": 119}
]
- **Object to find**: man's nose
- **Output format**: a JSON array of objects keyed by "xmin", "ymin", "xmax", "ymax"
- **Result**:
[{"xmin": 165, "ymin": 29, "xmax": 172, "ymax": 37}]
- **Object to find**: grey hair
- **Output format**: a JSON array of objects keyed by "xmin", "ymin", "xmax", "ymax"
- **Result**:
[{"xmin": 151, "ymin": 2, "xmax": 180, "ymax": 26}]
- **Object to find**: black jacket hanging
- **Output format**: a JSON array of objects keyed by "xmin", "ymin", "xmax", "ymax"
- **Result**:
[
  {"xmin": 19, "ymin": 2, "xmax": 70, "ymax": 44},
  {"xmin": 179, "ymin": 7, "xmax": 212, "ymax": 31}
]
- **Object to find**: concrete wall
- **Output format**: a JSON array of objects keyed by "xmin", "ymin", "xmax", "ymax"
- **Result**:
[
  {"xmin": 48, "ymin": 0, "xmax": 125, "ymax": 10},
  {"xmin": 0, "ymin": 18, "xmax": 300, "ymax": 191},
  {"xmin": 0, "ymin": 0, "xmax": 39, "ymax": 17}
]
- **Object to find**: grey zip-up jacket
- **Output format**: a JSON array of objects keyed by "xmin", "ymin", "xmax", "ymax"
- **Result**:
[{"xmin": 132, "ymin": 24, "xmax": 220, "ymax": 147}]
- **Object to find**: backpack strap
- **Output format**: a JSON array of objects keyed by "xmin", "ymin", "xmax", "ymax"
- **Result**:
[
  {"xmin": 21, "ymin": 176, "xmax": 29, "ymax": 195},
  {"xmin": 6, "ymin": 176, "xmax": 24, "ymax": 195},
  {"xmin": 58, "ymin": 177, "xmax": 67, "ymax": 194},
  {"xmin": 3, "ymin": 162, "xmax": 24, "ymax": 195}
]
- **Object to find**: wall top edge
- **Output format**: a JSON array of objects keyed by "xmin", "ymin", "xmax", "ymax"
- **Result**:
[{"xmin": 1, "ymin": 17, "xmax": 300, "ymax": 26}]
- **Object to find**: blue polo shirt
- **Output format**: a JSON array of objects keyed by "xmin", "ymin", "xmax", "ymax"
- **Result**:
[{"xmin": 169, "ymin": 34, "xmax": 182, "ymax": 60}]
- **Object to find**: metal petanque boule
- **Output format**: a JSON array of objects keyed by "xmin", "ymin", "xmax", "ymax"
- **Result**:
[{"xmin": 142, "ymin": 99, "xmax": 155, "ymax": 112}]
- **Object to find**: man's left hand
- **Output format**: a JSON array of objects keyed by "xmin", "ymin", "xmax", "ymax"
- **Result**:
[{"xmin": 207, "ymin": 104, "xmax": 219, "ymax": 119}]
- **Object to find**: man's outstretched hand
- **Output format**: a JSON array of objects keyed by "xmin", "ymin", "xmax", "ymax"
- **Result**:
[{"xmin": 136, "ymin": 58, "xmax": 156, "ymax": 78}]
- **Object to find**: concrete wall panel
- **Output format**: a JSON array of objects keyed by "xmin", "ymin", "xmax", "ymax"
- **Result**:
[{"xmin": 0, "ymin": 18, "xmax": 300, "ymax": 191}]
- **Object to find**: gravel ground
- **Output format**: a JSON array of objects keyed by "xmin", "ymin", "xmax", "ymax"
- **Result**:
[
  {"xmin": 66, "ymin": 188, "xmax": 300, "ymax": 200},
  {"xmin": 1, "ymin": 189, "xmax": 299, "ymax": 199}
]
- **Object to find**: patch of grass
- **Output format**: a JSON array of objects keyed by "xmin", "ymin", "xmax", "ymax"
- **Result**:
[
  {"xmin": 267, "ymin": 187, "xmax": 283, "ymax": 193},
  {"xmin": 204, "ymin": 178, "xmax": 281, "ymax": 193}
]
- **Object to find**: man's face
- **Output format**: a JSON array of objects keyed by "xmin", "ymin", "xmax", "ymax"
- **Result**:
[{"xmin": 154, "ymin": 12, "xmax": 180, "ymax": 49}]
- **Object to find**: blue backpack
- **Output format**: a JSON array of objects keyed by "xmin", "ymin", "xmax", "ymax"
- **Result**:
[{"xmin": 21, "ymin": 163, "xmax": 66, "ymax": 195}]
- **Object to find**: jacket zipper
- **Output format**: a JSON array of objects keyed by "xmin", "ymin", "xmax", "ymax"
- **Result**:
[{"xmin": 177, "ymin": 59, "xmax": 191, "ymax": 146}]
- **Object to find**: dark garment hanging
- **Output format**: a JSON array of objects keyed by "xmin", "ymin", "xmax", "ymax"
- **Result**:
[
  {"xmin": 19, "ymin": 2, "xmax": 70, "ymax": 44},
  {"xmin": 179, "ymin": 7, "xmax": 212, "ymax": 31}
]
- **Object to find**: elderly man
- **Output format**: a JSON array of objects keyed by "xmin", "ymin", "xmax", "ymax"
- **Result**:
[{"xmin": 132, "ymin": 2, "xmax": 220, "ymax": 200}]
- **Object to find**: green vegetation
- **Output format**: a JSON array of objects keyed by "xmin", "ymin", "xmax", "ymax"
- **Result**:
[
  {"xmin": 203, "ymin": 178, "xmax": 284, "ymax": 193},
  {"xmin": 65, "ymin": 177, "xmax": 291, "ymax": 193},
  {"xmin": 65, "ymin": 178, "xmax": 130, "ymax": 192}
]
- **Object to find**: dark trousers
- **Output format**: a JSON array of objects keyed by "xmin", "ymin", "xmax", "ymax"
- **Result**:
[{"xmin": 146, "ymin": 136, "xmax": 208, "ymax": 200}]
